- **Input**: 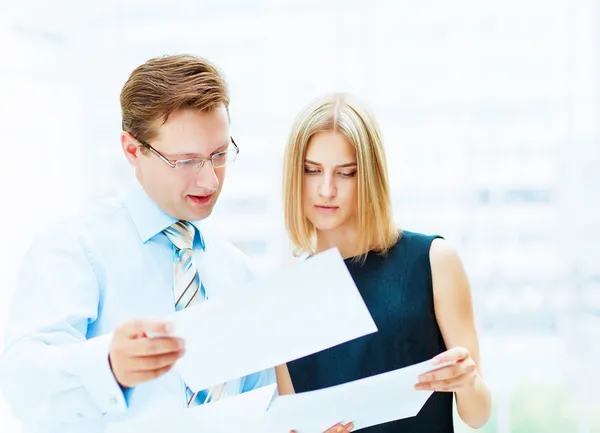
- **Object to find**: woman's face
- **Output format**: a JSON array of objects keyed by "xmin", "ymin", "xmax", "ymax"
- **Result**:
[{"xmin": 302, "ymin": 131, "xmax": 358, "ymax": 233}]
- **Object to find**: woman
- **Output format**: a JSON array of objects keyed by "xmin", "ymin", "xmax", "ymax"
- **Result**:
[{"xmin": 277, "ymin": 93, "xmax": 491, "ymax": 433}]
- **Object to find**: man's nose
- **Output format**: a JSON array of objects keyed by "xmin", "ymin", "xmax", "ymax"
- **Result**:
[{"xmin": 194, "ymin": 161, "xmax": 219, "ymax": 191}]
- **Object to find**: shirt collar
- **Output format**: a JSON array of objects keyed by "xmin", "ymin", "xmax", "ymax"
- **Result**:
[{"xmin": 122, "ymin": 181, "xmax": 206, "ymax": 249}]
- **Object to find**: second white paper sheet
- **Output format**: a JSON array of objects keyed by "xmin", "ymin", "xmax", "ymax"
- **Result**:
[{"xmin": 259, "ymin": 360, "xmax": 444, "ymax": 432}]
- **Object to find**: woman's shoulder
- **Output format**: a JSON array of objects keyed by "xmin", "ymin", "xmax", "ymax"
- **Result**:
[
  {"xmin": 396, "ymin": 230, "xmax": 463, "ymax": 276},
  {"xmin": 395, "ymin": 229, "xmax": 445, "ymax": 249}
]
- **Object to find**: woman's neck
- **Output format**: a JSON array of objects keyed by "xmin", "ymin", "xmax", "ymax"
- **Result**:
[{"xmin": 315, "ymin": 226, "xmax": 361, "ymax": 259}]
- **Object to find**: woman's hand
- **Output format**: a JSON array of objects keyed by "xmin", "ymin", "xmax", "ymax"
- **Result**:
[{"xmin": 414, "ymin": 347, "xmax": 478, "ymax": 392}]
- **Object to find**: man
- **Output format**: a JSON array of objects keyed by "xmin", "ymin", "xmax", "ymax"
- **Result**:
[{"xmin": 0, "ymin": 54, "xmax": 275, "ymax": 433}]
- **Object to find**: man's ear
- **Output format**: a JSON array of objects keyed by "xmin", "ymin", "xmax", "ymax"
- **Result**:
[{"xmin": 121, "ymin": 131, "xmax": 141, "ymax": 167}]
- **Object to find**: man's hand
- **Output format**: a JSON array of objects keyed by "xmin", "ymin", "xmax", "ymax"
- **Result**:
[{"xmin": 109, "ymin": 319, "xmax": 185, "ymax": 388}]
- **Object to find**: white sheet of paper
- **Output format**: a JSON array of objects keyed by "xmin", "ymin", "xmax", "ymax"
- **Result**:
[
  {"xmin": 260, "ymin": 359, "xmax": 450, "ymax": 432},
  {"xmin": 170, "ymin": 248, "xmax": 378, "ymax": 393},
  {"xmin": 106, "ymin": 384, "xmax": 277, "ymax": 433}
]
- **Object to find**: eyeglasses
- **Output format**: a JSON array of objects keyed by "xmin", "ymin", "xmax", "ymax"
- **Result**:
[{"xmin": 136, "ymin": 137, "xmax": 239, "ymax": 173}]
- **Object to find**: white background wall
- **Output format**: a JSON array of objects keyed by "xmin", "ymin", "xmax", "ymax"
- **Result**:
[{"xmin": 1, "ymin": 1, "xmax": 599, "ymax": 431}]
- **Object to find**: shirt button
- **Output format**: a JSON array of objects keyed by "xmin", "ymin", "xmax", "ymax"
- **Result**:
[{"xmin": 109, "ymin": 396, "xmax": 118, "ymax": 405}]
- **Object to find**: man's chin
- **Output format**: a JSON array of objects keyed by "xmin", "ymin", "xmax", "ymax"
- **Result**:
[{"xmin": 185, "ymin": 208, "xmax": 214, "ymax": 222}]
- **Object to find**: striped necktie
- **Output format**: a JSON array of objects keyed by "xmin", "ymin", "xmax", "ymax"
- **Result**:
[{"xmin": 162, "ymin": 220, "xmax": 228, "ymax": 406}]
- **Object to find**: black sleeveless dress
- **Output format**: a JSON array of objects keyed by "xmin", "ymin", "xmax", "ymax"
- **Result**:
[{"xmin": 287, "ymin": 231, "xmax": 454, "ymax": 433}]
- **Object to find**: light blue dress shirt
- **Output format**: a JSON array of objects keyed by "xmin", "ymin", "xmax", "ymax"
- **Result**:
[{"xmin": 0, "ymin": 181, "xmax": 275, "ymax": 433}]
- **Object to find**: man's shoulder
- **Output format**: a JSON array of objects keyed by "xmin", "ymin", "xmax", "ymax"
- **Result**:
[
  {"xmin": 31, "ymin": 196, "xmax": 130, "ymax": 250},
  {"xmin": 200, "ymin": 224, "xmax": 259, "ymax": 275},
  {"xmin": 202, "ymin": 227, "xmax": 252, "ymax": 261}
]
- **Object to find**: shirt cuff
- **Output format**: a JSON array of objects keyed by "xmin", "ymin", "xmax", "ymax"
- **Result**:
[{"xmin": 67, "ymin": 333, "xmax": 128, "ymax": 415}]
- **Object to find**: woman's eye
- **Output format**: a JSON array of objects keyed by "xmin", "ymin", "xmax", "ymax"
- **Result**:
[{"xmin": 339, "ymin": 171, "xmax": 356, "ymax": 178}]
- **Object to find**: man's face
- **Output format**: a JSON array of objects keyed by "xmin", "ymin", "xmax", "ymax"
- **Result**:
[{"xmin": 122, "ymin": 105, "xmax": 232, "ymax": 221}]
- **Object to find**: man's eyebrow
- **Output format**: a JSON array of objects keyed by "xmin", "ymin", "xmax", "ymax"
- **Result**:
[
  {"xmin": 211, "ymin": 141, "xmax": 231, "ymax": 153},
  {"xmin": 176, "ymin": 142, "xmax": 230, "ymax": 158}
]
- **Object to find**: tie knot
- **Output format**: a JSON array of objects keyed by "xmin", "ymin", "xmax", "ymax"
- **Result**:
[{"xmin": 163, "ymin": 221, "xmax": 195, "ymax": 250}]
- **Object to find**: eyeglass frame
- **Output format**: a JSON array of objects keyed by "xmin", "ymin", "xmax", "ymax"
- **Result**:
[{"xmin": 135, "ymin": 136, "xmax": 239, "ymax": 171}]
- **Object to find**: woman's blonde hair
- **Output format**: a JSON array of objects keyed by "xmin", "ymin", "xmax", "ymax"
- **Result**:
[{"xmin": 282, "ymin": 93, "xmax": 400, "ymax": 260}]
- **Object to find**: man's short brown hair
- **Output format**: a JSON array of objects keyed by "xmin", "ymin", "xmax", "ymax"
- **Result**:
[{"xmin": 120, "ymin": 54, "xmax": 229, "ymax": 143}]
